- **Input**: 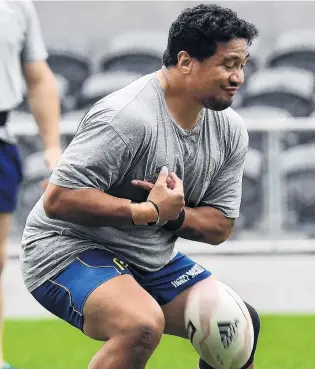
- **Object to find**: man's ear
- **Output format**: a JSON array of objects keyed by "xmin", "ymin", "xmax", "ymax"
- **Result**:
[{"xmin": 177, "ymin": 51, "xmax": 193, "ymax": 75}]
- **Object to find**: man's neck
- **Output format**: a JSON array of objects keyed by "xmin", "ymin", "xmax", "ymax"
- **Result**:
[{"xmin": 156, "ymin": 68, "xmax": 203, "ymax": 131}]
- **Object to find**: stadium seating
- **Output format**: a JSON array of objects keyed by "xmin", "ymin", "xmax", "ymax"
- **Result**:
[
  {"xmin": 236, "ymin": 106, "xmax": 292, "ymax": 151},
  {"xmin": 14, "ymin": 151, "xmax": 49, "ymax": 230},
  {"xmin": 99, "ymin": 31, "xmax": 166, "ymax": 75},
  {"xmin": 265, "ymin": 29, "xmax": 315, "ymax": 73},
  {"xmin": 7, "ymin": 111, "xmax": 42, "ymax": 158},
  {"xmin": 239, "ymin": 147, "xmax": 264, "ymax": 229},
  {"xmin": 282, "ymin": 143, "xmax": 315, "ymax": 231},
  {"xmin": 242, "ymin": 67, "xmax": 315, "ymax": 117},
  {"xmin": 76, "ymin": 70, "xmax": 142, "ymax": 109},
  {"xmin": 15, "ymin": 73, "xmax": 73, "ymax": 114},
  {"xmin": 47, "ymin": 47, "xmax": 91, "ymax": 108}
]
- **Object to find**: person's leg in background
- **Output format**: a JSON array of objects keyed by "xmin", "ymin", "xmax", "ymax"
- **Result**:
[
  {"xmin": 0, "ymin": 139, "xmax": 23, "ymax": 369},
  {"xmin": 0, "ymin": 214, "xmax": 14, "ymax": 369}
]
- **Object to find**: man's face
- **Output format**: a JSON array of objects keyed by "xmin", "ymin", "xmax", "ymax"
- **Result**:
[{"xmin": 188, "ymin": 38, "xmax": 250, "ymax": 111}]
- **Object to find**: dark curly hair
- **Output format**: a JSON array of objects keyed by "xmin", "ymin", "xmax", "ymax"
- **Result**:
[{"xmin": 163, "ymin": 4, "xmax": 259, "ymax": 67}]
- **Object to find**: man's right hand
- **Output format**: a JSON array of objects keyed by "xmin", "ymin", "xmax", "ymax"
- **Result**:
[{"xmin": 147, "ymin": 166, "xmax": 184, "ymax": 224}]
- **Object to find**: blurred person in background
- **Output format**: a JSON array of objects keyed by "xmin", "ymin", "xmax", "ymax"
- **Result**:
[
  {"xmin": 0, "ymin": 1, "xmax": 61, "ymax": 368},
  {"xmin": 21, "ymin": 4, "xmax": 259, "ymax": 369}
]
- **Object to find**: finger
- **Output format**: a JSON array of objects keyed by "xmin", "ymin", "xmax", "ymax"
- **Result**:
[
  {"xmin": 168, "ymin": 172, "xmax": 179, "ymax": 182},
  {"xmin": 131, "ymin": 180, "xmax": 154, "ymax": 192},
  {"xmin": 155, "ymin": 166, "xmax": 169, "ymax": 184},
  {"xmin": 169, "ymin": 172, "xmax": 184, "ymax": 192},
  {"xmin": 131, "ymin": 180, "xmax": 154, "ymax": 188},
  {"xmin": 166, "ymin": 177, "xmax": 175, "ymax": 190},
  {"xmin": 169, "ymin": 172, "xmax": 182, "ymax": 185}
]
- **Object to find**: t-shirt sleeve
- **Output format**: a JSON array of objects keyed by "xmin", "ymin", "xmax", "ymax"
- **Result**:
[
  {"xmin": 21, "ymin": 1, "xmax": 48, "ymax": 64},
  {"xmin": 49, "ymin": 112, "xmax": 134, "ymax": 192},
  {"xmin": 198, "ymin": 110, "xmax": 249, "ymax": 218}
]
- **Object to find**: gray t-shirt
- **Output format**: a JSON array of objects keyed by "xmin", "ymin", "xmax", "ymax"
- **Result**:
[
  {"xmin": 0, "ymin": 0, "xmax": 47, "ymax": 142},
  {"xmin": 21, "ymin": 73, "xmax": 248, "ymax": 292}
]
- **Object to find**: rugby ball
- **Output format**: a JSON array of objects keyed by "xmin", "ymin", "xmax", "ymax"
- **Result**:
[{"xmin": 184, "ymin": 280, "xmax": 254, "ymax": 369}]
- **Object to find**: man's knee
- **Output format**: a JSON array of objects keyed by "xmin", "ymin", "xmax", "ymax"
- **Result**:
[
  {"xmin": 86, "ymin": 311, "xmax": 165, "ymax": 369},
  {"xmin": 85, "ymin": 306, "xmax": 165, "ymax": 354},
  {"xmin": 101, "ymin": 312, "xmax": 165, "ymax": 366},
  {"xmin": 240, "ymin": 302, "xmax": 260, "ymax": 369},
  {"xmin": 121, "ymin": 312, "xmax": 165, "ymax": 353}
]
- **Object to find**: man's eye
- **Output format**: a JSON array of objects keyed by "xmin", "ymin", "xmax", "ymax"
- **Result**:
[{"xmin": 224, "ymin": 65, "xmax": 234, "ymax": 69}]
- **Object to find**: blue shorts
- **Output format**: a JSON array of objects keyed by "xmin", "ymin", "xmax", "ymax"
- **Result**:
[
  {"xmin": 0, "ymin": 141, "xmax": 23, "ymax": 212},
  {"xmin": 31, "ymin": 249, "xmax": 211, "ymax": 331}
]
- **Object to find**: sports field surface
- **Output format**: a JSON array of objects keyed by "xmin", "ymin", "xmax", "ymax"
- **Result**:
[{"xmin": 4, "ymin": 315, "xmax": 315, "ymax": 369}]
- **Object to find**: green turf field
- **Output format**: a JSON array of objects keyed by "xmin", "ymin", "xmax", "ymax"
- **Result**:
[{"xmin": 4, "ymin": 315, "xmax": 315, "ymax": 369}]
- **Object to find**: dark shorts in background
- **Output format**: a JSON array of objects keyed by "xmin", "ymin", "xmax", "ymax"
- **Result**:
[
  {"xmin": 31, "ymin": 249, "xmax": 212, "ymax": 331},
  {"xmin": 0, "ymin": 141, "xmax": 23, "ymax": 212}
]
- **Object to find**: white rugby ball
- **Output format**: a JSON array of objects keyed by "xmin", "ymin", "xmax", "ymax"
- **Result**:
[{"xmin": 184, "ymin": 280, "xmax": 254, "ymax": 369}]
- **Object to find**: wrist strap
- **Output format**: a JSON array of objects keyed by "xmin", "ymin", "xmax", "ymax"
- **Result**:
[
  {"xmin": 163, "ymin": 208, "xmax": 185, "ymax": 231},
  {"xmin": 147, "ymin": 199, "xmax": 160, "ymax": 225},
  {"xmin": 130, "ymin": 200, "xmax": 160, "ymax": 226}
]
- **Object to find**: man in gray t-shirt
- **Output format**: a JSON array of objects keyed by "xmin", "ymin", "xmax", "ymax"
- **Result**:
[
  {"xmin": 0, "ymin": 2, "xmax": 61, "ymax": 368},
  {"xmin": 21, "ymin": 4, "xmax": 260, "ymax": 369}
]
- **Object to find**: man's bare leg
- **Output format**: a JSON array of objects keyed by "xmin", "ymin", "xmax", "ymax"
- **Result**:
[{"xmin": 83, "ymin": 274, "xmax": 165, "ymax": 369}]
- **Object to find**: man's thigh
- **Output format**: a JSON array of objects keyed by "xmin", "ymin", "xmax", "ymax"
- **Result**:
[
  {"xmin": 132, "ymin": 251, "xmax": 211, "ymax": 305},
  {"xmin": 31, "ymin": 249, "xmax": 164, "ymax": 340},
  {"xmin": 131, "ymin": 251, "xmax": 212, "ymax": 337}
]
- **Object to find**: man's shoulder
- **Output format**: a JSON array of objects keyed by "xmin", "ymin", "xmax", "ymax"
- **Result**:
[
  {"xmin": 213, "ymin": 107, "xmax": 247, "ymax": 137},
  {"xmin": 224, "ymin": 108, "xmax": 248, "ymax": 149},
  {"xmin": 80, "ymin": 74, "xmax": 158, "ymax": 151},
  {"xmin": 88, "ymin": 73, "xmax": 157, "ymax": 120},
  {"xmin": 208, "ymin": 107, "xmax": 245, "ymax": 128},
  {"xmin": 208, "ymin": 107, "xmax": 248, "ymax": 152},
  {"xmin": 222, "ymin": 107, "xmax": 246, "ymax": 128}
]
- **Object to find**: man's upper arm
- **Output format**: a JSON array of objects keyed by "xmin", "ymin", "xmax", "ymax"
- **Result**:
[
  {"xmin": 49, "ymin": 106, "xmax": 149, "ymax": 193},
  {"xmin": 199, "ymin": 110, "xmax": 249, "ymax": 218},
  {"xmin": 21, "ymin": 1, "xmax": 48, "ymax": 64},
  {"xmin": 50, "ymin": 113, "xmax": 132, "ymax": 192}
]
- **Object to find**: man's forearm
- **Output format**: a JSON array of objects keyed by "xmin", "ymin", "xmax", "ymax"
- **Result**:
[
  {"xmin": 44, "ymin": 184, "xmax": 134, "ymax": 227},
  {"xmin": 173, "ymin": 206, "xmax": 233, "ymax": 245},
  {"xmin": 27, "ymin": 75, "xmax": 61, "ymax": 152}
]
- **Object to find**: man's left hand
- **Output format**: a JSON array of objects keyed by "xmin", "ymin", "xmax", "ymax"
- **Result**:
[{"xmin": 131, "ymin": 176, "xmax": 175, "ymax": 192}]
